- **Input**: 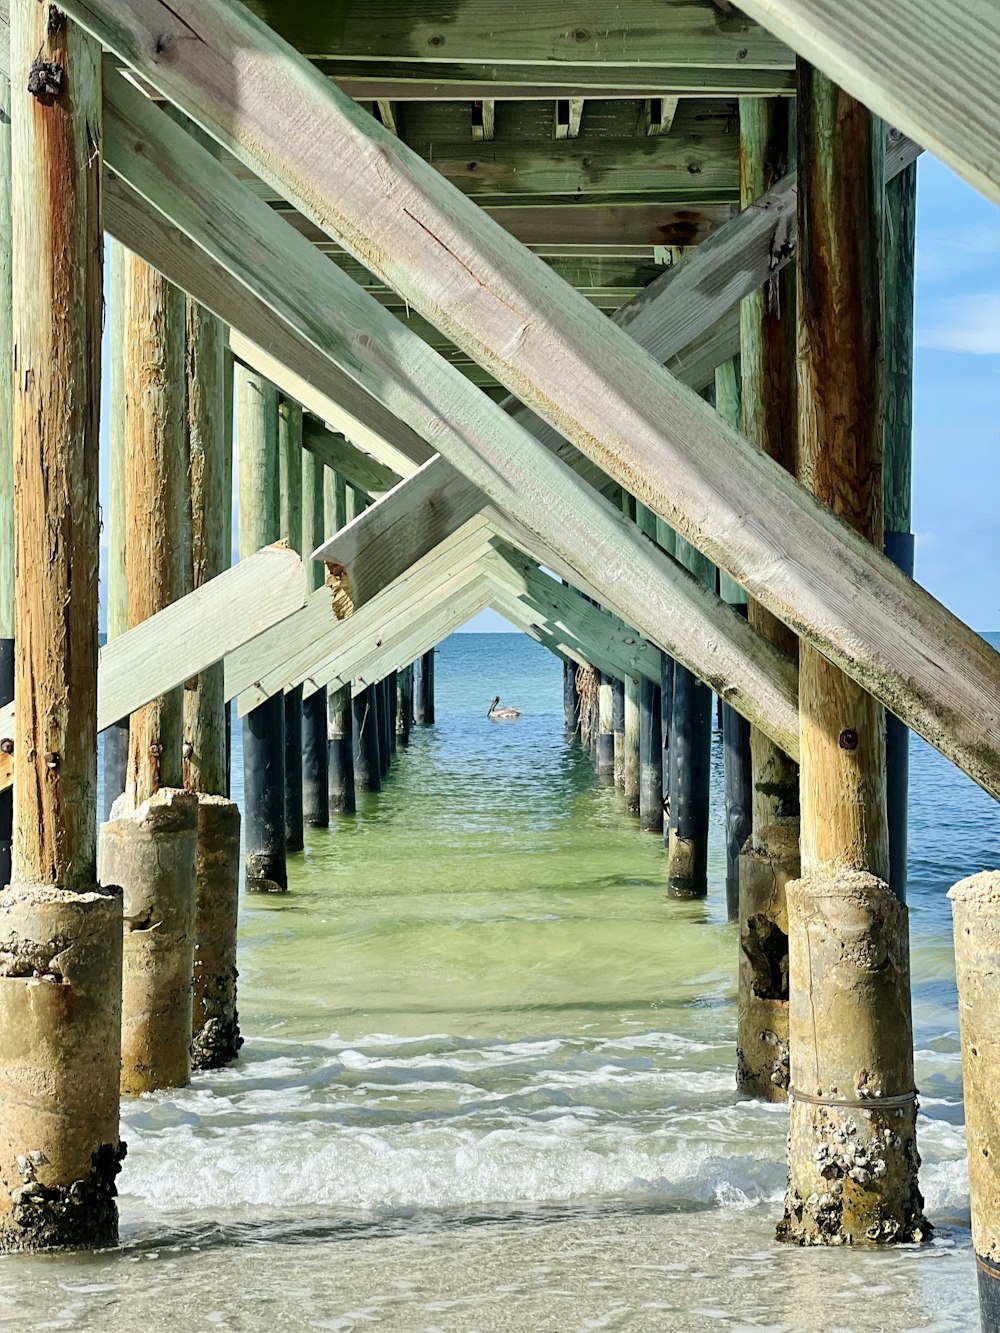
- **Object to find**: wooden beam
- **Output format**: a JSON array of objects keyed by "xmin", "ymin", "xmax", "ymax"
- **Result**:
[
  {"xmin": 471, "ymin": 99, "xmax": 494, "ymax": 142},
  {"xmin": 301, "ymin": 417, "xmax": 401, "ymax": 497},
  {"xmin": 226, "ymin": 520, "xmax": 495, "ymax": 714},
  {"xmin": 645, "ymin": 96, "xmax": 680, "ymax": 135},
  {"xmin": 317, "ymin": 66, "xmax": 795, "ymax": 101},
  {"xmin": 240, "ymin": 124, "xmax": 738, "ymax": 207},
  {"xmin": 477, "ymin": 543, "xmax": 662, "ymax": 685},
  {"xmin": 68, "ymin": 0, "xmax": 997, "ymax": 796},
  {"xmin": 554, "ymin": 98, "xmax": 584, "ymax": 141},
  {"xmin": 734, "ymin": 0, "xmax": 998, "ymax": 206},
  {"xmin": 0, "ymin": 547, "xmax": 306, "ymax": 794},
  {"xmin": 65, "ymin": 63, "xmax": 797, "ymax": 755},
  {"xmin": 239, "ymin": 2, "xmax": 794, "ymax": 73}
]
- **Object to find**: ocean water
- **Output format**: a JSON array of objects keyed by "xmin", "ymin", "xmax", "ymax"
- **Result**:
[{"xmin": 1, "ymin": 631, "xmax": 998, "ymax": 1331}]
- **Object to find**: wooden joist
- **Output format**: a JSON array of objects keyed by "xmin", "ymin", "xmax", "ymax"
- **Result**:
[
  {"xmin": 735, "ymin": 0, "xmax": 999, "ymax": 206},
  {"xmin": 69, "ymin": 0, "xmax": 999, "ymax": 795},
  {"xmin": 0, "ymin": 546, "xmax": 306, "ymax": 794}
]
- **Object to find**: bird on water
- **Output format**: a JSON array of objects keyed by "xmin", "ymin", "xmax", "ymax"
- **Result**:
[{"xmin": 487, "ymin": 696, "xmax": 521, "ymax": 720}]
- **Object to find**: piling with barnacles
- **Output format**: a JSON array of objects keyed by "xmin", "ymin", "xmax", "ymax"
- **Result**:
[
  {"xmin": 0, "ymin": 2, "xmax": 125, "ymax": 1248},
  {"xmin": 736, "ymin": 97, "xmax": 799, "ymax": 1098},
  {"xmin": 950, "ymin": 872, "xmax": 1000, "ymax": 1328},
  {"xmin": 182, "ymin": 287, "xmax": 242, "ymax": 1071},
  {"xmin": 777, "ymin": 66, "xmax": 926, "ymax": 1248}
]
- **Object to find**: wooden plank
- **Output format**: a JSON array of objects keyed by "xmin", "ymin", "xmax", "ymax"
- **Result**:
[
  {"xmin": 320, "ymin": 65, "xmax": 796, "ymax": 100},
  {"xmin": 301, "ymin": 417, "xmax": 402, "ymax": 497},
  {"xmin": 471, "ymin": 99, "xmax": 494, "ymax": 141},
  {"xmin": 554, "ymin": 98, "xmax": 584, "ymax": 141},
  {"xmin": 734, "ymin": 0, "xmax": 998, "ymax": 206},
  {"xmin": 227, "ymin": 520, "xmax": 495, "ymax": 714},
  {"xmin": 239, "ymin": 1, "xmax": 794, "ymax": 71},
  {"xmin": 67, "ymin": 0, "xmax": 999, "ymax": 796},
  {"xmin": 282, "ymin": 201, "xmax": 731, "ymax": 252},
  {"xmin": 646, "ymin": 96, "xmax": 680, "ymax": 135},
  {"xmin": 349, "ymin": 579, "xmax": 493, "ymax": 695},
  {"xmin": 0, "ymin": 546, "xmax": 307, "ymax": 794},
  {"xmin": 477, "ymin": 544, "xmax": 662, "ymax": 685}
]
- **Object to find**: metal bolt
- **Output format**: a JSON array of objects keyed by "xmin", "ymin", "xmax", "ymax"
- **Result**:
[
  {"xmin": 839, "ymin": 728, "xmax": 859, "ymax": 751},
  {"xmin": 0, "ymin": 738, "xmax": 13, "ymax": 755},
  {"xmin": 148, "ymin": 741, "xmax": 163, "ymax": 757},
  {"xmin": 44, "ymin": 752, "xmax": 59, "ymax": 769}
]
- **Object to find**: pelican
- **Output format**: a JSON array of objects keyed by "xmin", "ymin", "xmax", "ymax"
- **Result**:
[{"xmin": 487, "ymin": 695, "xmax": 521, "ymax": 721}]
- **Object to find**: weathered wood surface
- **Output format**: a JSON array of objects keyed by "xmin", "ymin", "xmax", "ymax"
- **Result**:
[
  {"xmin": 327, "ymin": 68, "xmax": 794, "ymax": 102},
  {"xmin": 182, "ymin": 292, "xmax": 229, "ymax": 798},
  {"xmin": 478, "ymin": 544, "xmax": 662, "ymax": 686},
  {"xmin": 8, "ymin": 1, "xmax": 102, "ymax": 888},
  {"xmin": 122, "ymin": 254, "xmax": 187, "ymax": 809},
  {"xmin": 240, "ymin": 1, "xmax": 793, "ymax": 71},
  {"xmin": 63, "ymin": 0, "xmax": 998, "ymax": 796},
  {"xmin": 0, "ymin": 546, "xmax": 306, "ymax": 795},
  {"xmin": 302, "ymin": 419, "xmax": 400, "ymax": 498},
  {"xmin": 734, "ymin": 0, "xmax": 999, "ymax": 207},
  {"xmin": 796, "ymin": 68, "xmax": 890, "ymax": 882},
  {"xmin": 227, "ymin": 520, "xmax": 494, "ymax": 714},
  {"xmin": 0, "ymin": 62, "xmax": 9, "ymax": 644}
]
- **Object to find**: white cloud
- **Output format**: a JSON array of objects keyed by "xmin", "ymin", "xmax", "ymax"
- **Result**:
[
  {"xmin": 916, "ymin": 227, "xmax": 1000, "ymax": 284},
  {"xmin": 917, "ymin": 291, "xmax": 1000, "ymax": 355}
]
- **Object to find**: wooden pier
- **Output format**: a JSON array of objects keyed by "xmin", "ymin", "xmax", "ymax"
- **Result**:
[{"xmin": 0, "ymin": 0, "xmax": 998, "ymax": 1323}]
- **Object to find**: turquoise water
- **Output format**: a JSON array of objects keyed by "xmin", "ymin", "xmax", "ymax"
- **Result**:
[{"xmin": 1, "ymin": 632, "xmax": 998, "ymax": 1331}]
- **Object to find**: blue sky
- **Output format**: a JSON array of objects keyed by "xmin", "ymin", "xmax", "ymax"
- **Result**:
[{"xmin": 465, "ymin": 154, "xmax": 1000, "ymax": 633}]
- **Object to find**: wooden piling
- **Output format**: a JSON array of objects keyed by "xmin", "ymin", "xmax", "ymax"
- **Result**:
[
  {"xmin": 636, "ymin": 503, "xmax": 664, "ymax": 831},
  {"xmin": 563, "ymin": 659, "xmax": 579, "ymax": 738},
  {"xmin": 597, "ymin": 673, "xmax": 615, "ymax": 780},
  {"xmin": 656, "ymin": 517, "xmax": 676, "ymax": 852},
  {"xmin": 737, "ymin": 98, "xmax": 800, "ymax": 1097},
  {"xmin": 182, "ymin": 291, "xmax": 241, "ymax": 1071},
  {"xmin": 396, "ymin": 664, "xmax": 413, "ymax": 745},
  {"xmin": 301, "ymin": 446, "xmax": 329, "ymax": 825},
  {"xmin": 667, "ymin": 537, "xmax": 714, "ymax": 898},
  {"xmin": 623, "ymin": 675, "xmax": 640, "ymax": 813},
  {"xmin": 949, "ymin": 872, "xmax": 1000, "ymax": 1329},
  {"xmin": 714, "ymin": 361, "xmax": 752, "ymax": 923},
  {"xmin": 1, "ymin": 1, "xmax": 124, "ymax": 1249},
  {"xmin": 375, "ymin": 676, "xmax": 390, "ymax": 779},
  {"xmin": 278, "ymin": 396, "xmax": 304, "ymax": 852},
  {"xmin": 0, "ymin": 74, "xmax": 10, "ymax": 892},
  {"xmin": 237, "ymin": 366, "xmax": 286, "ymax": 891},
  {"xmin": 103, "ymin": 241, "xmax": 128, "ymax": 821},
  {"xmin": 388, "ymin": 670, "xmax": 398, "ymax": 758},
  {"xmin": 99, "ymin": 252, "xmax": 200, "ymax": 1096},
  {"xmin": 612, "ymin": 676, "xmax": 625, "ymax": 787},
  {"xmin": 326, "ymin": 470, "xmax": 355, "ymax": 811},
  {"xmin": 415, "ymin": 650, "xmax": 435, "ymax": 725},
  {"xmin": 353, "ymin": 686, "xmax": 382, "ymax": 793},
  {"xmin": 778, "ymin": 66, "xmax": 926, "ymax": 1248},
  {"xmin": 884, "ymin": 160, "xmax": 917, "ymax": 903}
]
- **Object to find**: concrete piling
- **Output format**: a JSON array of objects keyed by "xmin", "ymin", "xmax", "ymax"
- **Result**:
[{"xmin": 949, "ymin": 872, "xmax": 1000, "ymax": 1329}]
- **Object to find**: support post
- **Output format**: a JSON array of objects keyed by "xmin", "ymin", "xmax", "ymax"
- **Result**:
[
  {"xmin": 0, "ymin": 72, "xmax": 9, "ymax": 889},
  {"xmin": 564, "ymin": 659, "xmax": 579, "ymax": 739},
  {"xmin": 375, "ymin": 676, "xmax": 390, "ymax": 779},
  {"xmin": 884, "ymin": 159, "xmax": 917, "ymax": 904},
  {"xmin": 396, "ymin": 664, "xmax": 413, "ymax": 745},
  {"xmin": 325, "ymin": 469, "xmax": 355, "ymax": 813},
  {"xmin": 182, "ymin": 290, "xmax": 241, "ymax": 1071},
  {"xmin": 715, "ymin": 360, "xmax": 752, "ymax": 922},
  {"xmin": 301, "ymin": 445, "xmax": 329, "ymax": 825},
  {"xmin": 623, "ymin": 676, "xmax": 640, "ymax": 813},
  {"xmin": 635, "ymin": 503, "xmax": 664, "ymax": 831},
  {"xmin": 612, "ymin": 676, "xmax": 625, "ymax": 786},
  {"xmin": 102, "ymin": 241, "xmax": 128, "ymax": 821},
  {"xmin": 656, "ymin": 517, "xmax": 676, "ymax": 851},
  {"xmin": 237, "ymin": 366, "xmax": 286, "ymax": 892},
  {"xmin": 100, "ymin": 252, "xmax": 197, "ymax": 1096},
  {"xmin": 278, "ymin": 396, "xmax": 304, "ymax": 853},
  {"xmin": 352, "ymin": 687, "xmax": 382, "ymax": 793},
  {"xmin": 388, "ymin": 670, "xmax": 398, "ymax": 758},
  {"xmin": 949, "ymin": 872, "xmax": 1000, "ymax": 1330},
  {"xmin": 415, "ymin": 650, "xmax": 435, "ymax": 725},
  {"xmin": 667, "ymin": 536, "xmax": 714, "ymax": 897},
  {"xmin": 778, "ymin": 65, "xmax": 926, "ymax": 1248},
  {"xmin": 577, "ymin": 664, "xmax": 597, "ymax": 750},
  {"xmin": 597, "ymin": 673, "xmax": 615, "ymax": 780},
  {"xmin": 737, "ymin": 98, "xmax": 800, "ymax": 1096},
  {"xmin": 1, "ymin": 2, "xmax": 125, "ymax": 1249}
]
